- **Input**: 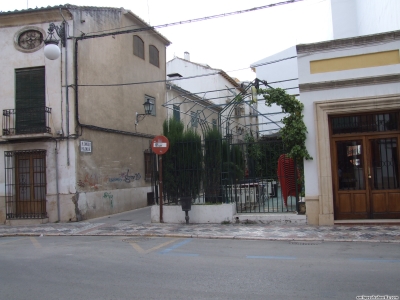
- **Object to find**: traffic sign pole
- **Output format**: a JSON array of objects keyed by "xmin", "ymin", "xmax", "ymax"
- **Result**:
[
  {"xmin": 159, "ymin": 155, "xmax": 163, "ymax": 223},
  {"xmin": 151, "ymin": 136, "xmax": 169, "ymax": 223}
]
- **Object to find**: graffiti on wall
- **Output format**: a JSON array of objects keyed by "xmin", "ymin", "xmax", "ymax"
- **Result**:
[
  {"xmin": 77, "ymin": 169, "xmax": 141, "ymax": 189},
  {"xmin": 103, "ymin": 192, "xmax": 114, "ymax": 208}
]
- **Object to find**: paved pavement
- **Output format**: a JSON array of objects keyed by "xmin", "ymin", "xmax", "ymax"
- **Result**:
[{"xmin": 1, "ymin": 207, "xmax": 400, "ymax": 243}]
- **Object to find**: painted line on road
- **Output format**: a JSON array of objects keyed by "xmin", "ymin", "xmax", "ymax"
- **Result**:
[
  {"xmin": 246, "ymin": 255, "xmax": 296, "ymax": 260},
  {"xmin": 350, "ymin": 258, "xmax": 400, "ymax": 263},
  {"xmin": 159, "ymin": 238, "xmax": 198, "ymax": 256},
  {"xmin": 30, "ymin": 237, "xmax": 42, "ymax": 249}
]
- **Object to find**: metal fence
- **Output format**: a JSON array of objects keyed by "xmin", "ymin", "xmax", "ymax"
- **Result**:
[{"xmin": 158, "ymin": 136, "xmax": 302, "ymax": 213}]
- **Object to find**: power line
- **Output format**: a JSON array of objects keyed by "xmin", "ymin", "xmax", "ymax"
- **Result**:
[
  {"xmin": 78, "ymin": 0, "xmax": 306, "ymax": 40},
  {"xmin": 77, "ymin": 72, "xmax": 220, "ymax": 87}
]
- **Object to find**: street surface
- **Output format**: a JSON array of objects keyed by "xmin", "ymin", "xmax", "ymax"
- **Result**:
[{"xmin": 1, "ymin": 236, "xmax": 399, "ymax": 300}]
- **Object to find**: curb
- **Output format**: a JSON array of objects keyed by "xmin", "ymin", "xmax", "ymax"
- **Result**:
[{"xmin": 1, "ymin": 232, "xmax": 400, "ymax": 243}]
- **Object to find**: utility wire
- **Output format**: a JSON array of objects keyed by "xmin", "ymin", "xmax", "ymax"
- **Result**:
[
  {"xmin": 77, "ymin": 0, "xmax": 306, "ymax": 40},
  {"xmin": 78, "ymin": 72, "xmax": 220, "ymax": 87}
]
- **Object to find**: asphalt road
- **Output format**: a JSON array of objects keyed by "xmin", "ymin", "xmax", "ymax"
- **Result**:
[{"xmin": 1, "ymin": 236, "xmax": 399, "ymax": 300}]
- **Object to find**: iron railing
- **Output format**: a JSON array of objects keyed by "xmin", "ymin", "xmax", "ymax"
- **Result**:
[{"xmin": 3, "ymin": 107, "xmax": 51, "ymax": 136}]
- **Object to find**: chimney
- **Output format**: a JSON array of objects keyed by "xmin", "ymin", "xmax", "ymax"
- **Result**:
[{"xmin": 184, "ymin": 51, "xmax": 190, "ymax": 61}]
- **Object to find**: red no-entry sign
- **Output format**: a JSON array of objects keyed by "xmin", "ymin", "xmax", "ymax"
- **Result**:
[{"xmin": 151, "ymin": 135, "xmax": 169, "ymax": 155}]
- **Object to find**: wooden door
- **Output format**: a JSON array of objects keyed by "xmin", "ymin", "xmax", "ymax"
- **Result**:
[
  {"xmin": 333, "ymin": 135, "xmax": 400, "ymax": 220},
  {"xmin": 368, "ymin": 135, "xmax": 400, "ymax": 218},
  {"xmin": 333, "ymin": 138, "xmax": 369, "ymax": 219},
  {"xmin": 15, "ymin": 151, "xmax": 47, "ymax": 218}
]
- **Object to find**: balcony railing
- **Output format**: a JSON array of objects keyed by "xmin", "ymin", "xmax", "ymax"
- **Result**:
[{"xmin": 3, "ymin": 107, "xmax": 51, "ymax": 136}]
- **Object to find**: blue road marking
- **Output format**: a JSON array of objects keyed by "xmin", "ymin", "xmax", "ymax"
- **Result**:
[
  {"xmin": 246, "ymin": 255, "xmax": 296, "ymax": 260},
  {"xmin": 350, "ymin": 258, "xmax": 400, "ymax": 263},
  {"xmin": 159, "ymin": 238, "xmax": 198, "ymax": 256}
]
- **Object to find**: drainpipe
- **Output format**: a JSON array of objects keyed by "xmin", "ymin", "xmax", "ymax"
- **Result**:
[
  {"xmin": 64, "ymin": 21, "xmax": 70, "ymax": 166},
  {"xmin": 55, "ymin": 141, "xmax": 61, "ymax": 222}
]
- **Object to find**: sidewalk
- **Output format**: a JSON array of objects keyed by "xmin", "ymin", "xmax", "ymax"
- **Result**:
[{"xmin": 1, "ymin": 218, "xmax": 400, "ymax": 243}]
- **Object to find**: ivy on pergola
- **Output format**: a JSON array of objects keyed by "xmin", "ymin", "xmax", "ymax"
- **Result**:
[{"xmin": 255, "ymin": 87, "xmax": 312, "ymax": 162}]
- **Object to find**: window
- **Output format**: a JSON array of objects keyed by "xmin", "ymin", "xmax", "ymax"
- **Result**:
[
  {"xmin": 191, "ymin": 111, "xmax": 198, "ymax": 128},
  {"xmin": 144, "ymin": 149, "xmax": 155, "ymax": 182},
  {"xmin": 15, "ymin": 67, "xmax": 48, "ymax": 135},
  {"xmin": 5, "ymin": 150, "xmax": 47, "ymax": 219},
  {"xmin": 212, "ymin": 119, "xmax": 217, "ymax": 129},
  {"xmin": 133, "ymin": 35, "xmax": 144, "ymax": 59},
  {"xmin": 145, "ymin": 95, "xmax": 156, "ymax": 116},
  {"xmin": 149, "ymin": 45, "xmax": 159, "ymax": 67},
  {"xmin": 173, "ymin": 105, "xmax": 180, "ymax": 121}
]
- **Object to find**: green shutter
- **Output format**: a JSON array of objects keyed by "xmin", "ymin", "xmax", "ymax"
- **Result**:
[{"xmin": 15, "ymin": 67, "xmax": 46, "ymax": 134}]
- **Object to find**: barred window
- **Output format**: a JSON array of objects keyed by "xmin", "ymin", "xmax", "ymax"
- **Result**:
[
  {"xmin": 133, "ymin": 35, "xmax": 144, "ymax": 59},
  {"xmin": 149, "ymin": 45, "xmax": 159, "ymax": 67},
  {"xmin": 5, "ymin": 150, "xmax": 47, "ymax": 219}
]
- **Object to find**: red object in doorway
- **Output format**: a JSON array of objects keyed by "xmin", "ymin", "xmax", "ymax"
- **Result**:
[{"xmin": 277, "ymin": 154, "xmax": 301, "ymax": 210}]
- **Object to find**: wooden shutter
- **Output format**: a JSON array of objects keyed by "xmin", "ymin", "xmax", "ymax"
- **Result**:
[
  {"xmin": 133, "ymin": 36, "xmax": 144, "ymax": 59},
  {"xmin": 15, "ymin": 67, "xmax": 46, "ymax": 134},
  {"xmin": 149, "ymin": 45, "xmax": 159, "ymax": 67}
]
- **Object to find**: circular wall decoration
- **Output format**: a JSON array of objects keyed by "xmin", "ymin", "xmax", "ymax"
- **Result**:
[{"xmin": 14, "ymin": 26, "xmax": 46, "ymax": 53}]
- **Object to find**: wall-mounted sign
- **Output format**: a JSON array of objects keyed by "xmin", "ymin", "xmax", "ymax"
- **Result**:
[{"xmin": 80, "ymin": 140, "xmax": 92, "ymax": 153}]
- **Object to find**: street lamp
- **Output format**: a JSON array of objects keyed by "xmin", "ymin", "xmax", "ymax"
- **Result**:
[
  {"xmin": 135, "ymin": 98, "xmax": 154, "ymax": 126},
  {"xmin": 44, "ymin": 22, "xmax": 66, "ymax": 60}
]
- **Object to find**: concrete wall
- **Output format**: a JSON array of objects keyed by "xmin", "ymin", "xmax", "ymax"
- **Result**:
[
  {"xmin": 151, "ymin": 203, "xmax": 236, "ymax": 224},
  {"xmin": 331, "ymin": 0, "xmax": 400, "ymax": 39},
  {"xmin": 68, "ymin": 7, "xmax": 168, "ymax": 220}
]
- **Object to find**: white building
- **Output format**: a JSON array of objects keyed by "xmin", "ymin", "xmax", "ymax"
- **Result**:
[
  {"xmin": 167, "ymin": 54, "xmax": 257, "ymax": 140},
  {"xmin": 251, "ymin": 0, "xmax": 400, "ymax": 136},
  {"xmin": 298, "ymin": 29, "xmax": 400, "ymax": 225}
]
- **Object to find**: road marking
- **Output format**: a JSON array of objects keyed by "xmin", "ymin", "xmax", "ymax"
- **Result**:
[
  {"xmin": 246, "ymin": 255, "xmax": 296, "ymax": 260},
  {"xmin": 30, "ymin": 237, "xmax": 41, "ymax": 249},
  {"xmin": 129, "ymin": 238, "xmax": 179, "ymax": 254},
  {"xmin": 159, "ymin": 238, "xmax": 198, "ymax": 256},
  {"xmin": 350, "ymin": 258, "xmax": 400, "ymax": 263}
]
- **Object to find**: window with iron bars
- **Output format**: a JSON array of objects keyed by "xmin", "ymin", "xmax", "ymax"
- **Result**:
[{"xmin": 4, "ymin": 150, "xmax": 47, "ymax": 219}]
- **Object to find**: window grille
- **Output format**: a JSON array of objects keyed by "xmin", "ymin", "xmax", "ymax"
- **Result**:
[
  {"xmin": 133, "ymin": 35, "xmax": 144, "ymax": 59},
  {"xmin": 149, "ymin": 45, "xmax": 159, "ymax": 67},
  {"xmin": 212, "ymin": 119, "xmax": 217, "ymax": 129},
  {"xmin": 5, "ymin": 150, "xmax": 47, "ymax": 219},
  {"xmin": 331, "ymin": 112, "xmax": 399, "ymax": 135}
]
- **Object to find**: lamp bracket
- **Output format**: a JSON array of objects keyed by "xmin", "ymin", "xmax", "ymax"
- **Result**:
[{"xmin": 46, "ymin": 22, "xmax": 66, "ymax": 47}]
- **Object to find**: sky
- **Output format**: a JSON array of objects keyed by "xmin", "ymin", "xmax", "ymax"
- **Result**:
[{"xmin": 1, "ymin": 0, "xmax": 333, "ymax": 81}]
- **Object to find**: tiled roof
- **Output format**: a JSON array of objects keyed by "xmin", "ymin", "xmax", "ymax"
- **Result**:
[{"xmin": 0, "ymin": 4, "xmax": 171, "ymax": 44}]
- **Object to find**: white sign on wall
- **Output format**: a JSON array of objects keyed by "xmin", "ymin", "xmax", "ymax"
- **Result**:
[{"xmin": 80, "ymin": 141, "xmax": 92, "ymax": 153}]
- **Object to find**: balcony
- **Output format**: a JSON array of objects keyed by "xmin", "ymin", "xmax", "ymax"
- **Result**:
[{"xmin": 2, "ymin": 107, "xmax": 52, "ymax": 140}]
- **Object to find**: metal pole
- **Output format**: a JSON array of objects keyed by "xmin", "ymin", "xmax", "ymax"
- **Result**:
[{"xmin": 159, "ymin": 155, "xmax": 164, "ymax": 223}]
